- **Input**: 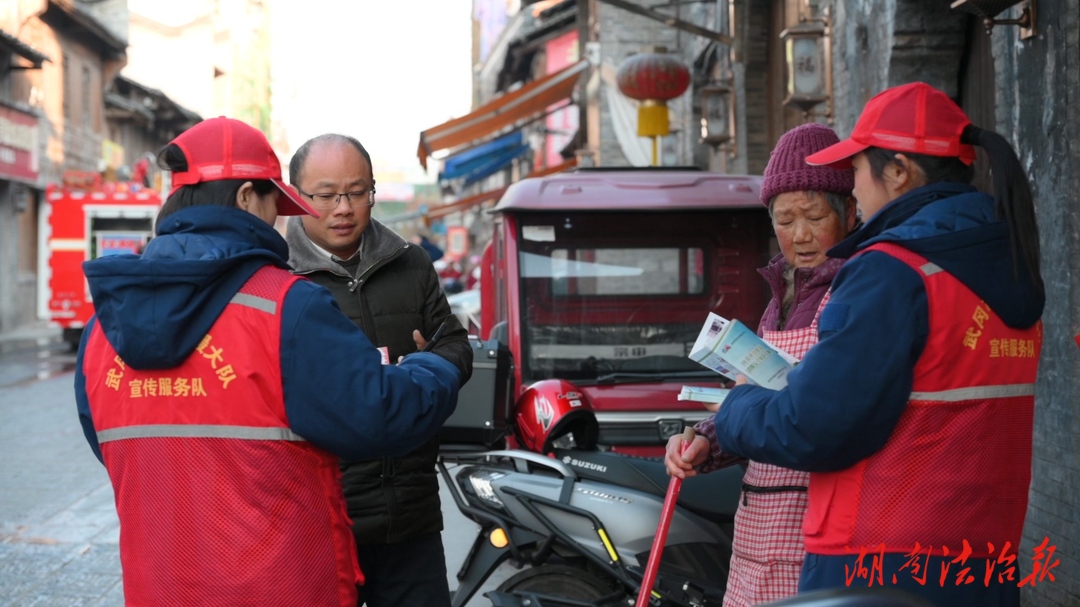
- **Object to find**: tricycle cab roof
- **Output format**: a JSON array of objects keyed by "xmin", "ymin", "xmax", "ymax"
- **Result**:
[{"xmin": 493, "ymin": 168, "xmax": 765, "ymax": 213}]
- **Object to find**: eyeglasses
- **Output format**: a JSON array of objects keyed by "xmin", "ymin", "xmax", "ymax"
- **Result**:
[{"xmin": 295, "ymin": 186, "xmax": 375, "ymax": 209}]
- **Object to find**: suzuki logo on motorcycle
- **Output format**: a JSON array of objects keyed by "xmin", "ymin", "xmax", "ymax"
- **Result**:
[
  {"xmin": 562, "ymin": 456, "xmax": 608, "ymax": 474},
  {"xmin": 574, "ymin": 487, "xmax": 631, "ymax": 504},
  {"xmin": 535, "ymin": 395, "xmax": 555, "ymax": 432}
]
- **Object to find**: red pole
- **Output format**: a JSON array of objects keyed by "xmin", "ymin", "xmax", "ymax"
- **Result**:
[{"xmin": 635, "ymin": 427, "xmax": 695, "ymax": 607}]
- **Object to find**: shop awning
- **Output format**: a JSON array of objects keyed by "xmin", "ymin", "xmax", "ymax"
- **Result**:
[
  {"xmin": 417, "ymin": 59, "xmax": 588, "ymax": 170},
  {"xmin": 0, "ymin": 29, "xmax": 50, "ymax": 67},
  {"xmin": 427, "ymin": 187, "xmax": 509, "ymax": 220},
  {"xmin": 426, "ymin": 157, "xmax": 579, "ymax": 220},
  {"xmin": 439, "ymin": 131, "xmax": 531, "ymax": 186}
]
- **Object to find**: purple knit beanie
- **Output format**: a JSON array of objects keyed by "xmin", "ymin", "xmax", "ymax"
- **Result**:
[{"xmin": 760, "ymin": 123, "xmax": 855, "ymax": 204}]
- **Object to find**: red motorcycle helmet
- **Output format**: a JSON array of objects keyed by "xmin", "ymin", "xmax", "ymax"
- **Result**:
[{"xmin": 515, "ymin": 379, "xmax": 599, "ymax": 454}]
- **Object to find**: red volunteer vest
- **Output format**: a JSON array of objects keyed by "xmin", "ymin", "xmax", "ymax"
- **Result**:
[
  {"xmin": 85, "ymin": 266, "xmax": 361, "ymax": 607},
  {"xmin": 803, "ymin": 242, "xmax": 1040, "ymax": 558}
]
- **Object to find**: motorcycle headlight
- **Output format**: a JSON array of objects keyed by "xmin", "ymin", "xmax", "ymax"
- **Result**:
[{"xmin": 463, "ymin": 470, "xmax": 506, "ymax": 508}]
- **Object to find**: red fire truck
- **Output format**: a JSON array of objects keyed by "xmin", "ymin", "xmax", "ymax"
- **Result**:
[{"xmin": 40, "ymin": 172, "xmax": 161, "ymax": 349}]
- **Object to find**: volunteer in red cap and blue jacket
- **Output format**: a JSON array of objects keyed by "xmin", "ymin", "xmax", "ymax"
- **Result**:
[
  {"xmin": 709, "ymin": 82, "xmax": 1044, "ymax": 607},
  {"xmin": 74, "ymin": 116, "xmax": 463, "ymax": 607}
]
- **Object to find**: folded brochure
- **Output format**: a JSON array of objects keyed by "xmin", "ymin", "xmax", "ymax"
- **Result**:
[
  {"xmin": 688, "ymin": 313, "xmax": 798, "ymax": 390},
  {"xmin": 677, "ymin": 385, "xmax": 730, "ymax": 404}
]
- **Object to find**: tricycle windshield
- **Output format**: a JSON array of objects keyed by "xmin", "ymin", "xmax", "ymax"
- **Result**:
[{"xmin": 516, "ymin": 210, "xmax": 772, "ymax": 384}]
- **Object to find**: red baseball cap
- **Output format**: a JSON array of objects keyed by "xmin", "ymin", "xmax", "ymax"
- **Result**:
[
  {"xmin": 805, "ymin": 82, "xmax": 977, "ymax": 169},
  {"xmin": 168, "ymin": 117, "xmax": 319, "ymax": 217}
]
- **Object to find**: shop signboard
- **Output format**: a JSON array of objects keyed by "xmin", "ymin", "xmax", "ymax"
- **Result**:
[
  {"xmin": 96, "ymin": 232, "xmax": 148, "ymax": 258},
  {"xmin": 0, "ymin": 103, "xmax": 40, "ymax": 183},
  {"xmin": 446, "ymin": 225, "xmax": 469, "ymax": 261},
  {"xmin": 541, "ymin": 31, "xmax": 580, "ymax": 170}
]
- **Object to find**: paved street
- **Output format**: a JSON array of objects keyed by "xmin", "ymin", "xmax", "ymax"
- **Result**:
[
  {"xmin": 0, "ymin": 331, "xmax": 122, "ymax": 607},
  {"xmin": 0, "ymin": 330, "xmax": 511, "ymax": 606}
]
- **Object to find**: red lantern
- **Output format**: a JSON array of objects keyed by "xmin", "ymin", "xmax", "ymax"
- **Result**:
[
  {"xmin": 616, "ymin": 51, "xmax": 691, "ymax": 102},
  {"xmin": 615, "ymin": 48, "xmax": 691, "ymax": 165}
]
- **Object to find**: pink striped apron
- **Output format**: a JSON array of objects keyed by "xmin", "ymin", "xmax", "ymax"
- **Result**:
[{"xmin": 722, "ymin": 291, "xmax": 830, "ymax": 607}]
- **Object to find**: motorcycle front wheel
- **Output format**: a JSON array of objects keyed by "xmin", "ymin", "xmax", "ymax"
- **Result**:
[{"xmin": 495, "ymin": 564, "xmax": 619, "ymax": 603}]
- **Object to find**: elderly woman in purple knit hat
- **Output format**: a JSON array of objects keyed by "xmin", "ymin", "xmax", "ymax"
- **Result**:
[{"xmin": 664, "ymin": 123, "xmax": 856, "ymax": 607}]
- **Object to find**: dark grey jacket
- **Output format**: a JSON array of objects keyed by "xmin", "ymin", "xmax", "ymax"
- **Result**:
[{"xmin": 286, "ymin": 216, "xmax": 472, "ymax": 544}]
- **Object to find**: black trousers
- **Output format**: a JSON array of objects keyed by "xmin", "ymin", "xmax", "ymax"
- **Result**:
[{"xmin": 355, "ymin": 531, "xmax": 452, "ymax": 607}]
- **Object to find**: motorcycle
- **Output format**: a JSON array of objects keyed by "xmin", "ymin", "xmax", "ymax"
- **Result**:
[
  {"xmin": 439, "ymin": 378, "xmax": 746, "ymax": 607},
  {"xmin": 438, "ymin": 342, "xmax": 932, "ymax": 607}
]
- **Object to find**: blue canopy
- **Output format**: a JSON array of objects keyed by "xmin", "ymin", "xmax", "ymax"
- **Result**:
[{"xmin": 439, "ymin": 131, "xmax": 531, "ymax": 186}]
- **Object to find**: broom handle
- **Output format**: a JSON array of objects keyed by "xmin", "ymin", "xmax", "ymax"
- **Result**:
[{"xmin": 634, "ymin": 426, "xmax": 696, "ymax": 607}]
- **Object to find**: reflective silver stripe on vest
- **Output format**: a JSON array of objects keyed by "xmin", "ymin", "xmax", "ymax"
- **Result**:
[
  {"xmin": 97, "ymin": 425, "xmax": 307, "ymax": 443},
  {"xmin": 920, "ymin": 262, "xmax": 943, "ymax": 276},
  {"xmin": 910, "ymin": 383, "xmax": 1035, "ymax": 402},
  {"xmin": 230, "ymin": 292, "xmax": 276, "ymax": 314}
]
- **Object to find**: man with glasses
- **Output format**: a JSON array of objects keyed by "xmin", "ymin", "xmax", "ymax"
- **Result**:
[{"xmin": 285, "ymin": 134, "xmax": 472, "ymax": 607}]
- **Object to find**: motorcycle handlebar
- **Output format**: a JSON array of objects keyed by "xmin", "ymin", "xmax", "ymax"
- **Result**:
[{"xmin": 451, "ymin": 449, "xmax": 577, "ymax": 479}]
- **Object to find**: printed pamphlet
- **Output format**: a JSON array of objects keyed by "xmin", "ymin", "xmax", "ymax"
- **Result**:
[
  {"xmin": 677, "ymin": 385, "xmax": 731, "ymax": 404},
  {"xmin": 688, "ymin": 315, "xmax": 797, "ymax": 390},
  {"xmin": 687, "ymin": 313, "xmax": 740, "ymax": 381}
]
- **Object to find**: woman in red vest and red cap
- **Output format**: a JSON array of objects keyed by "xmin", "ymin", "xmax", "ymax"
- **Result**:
[
  {"xmin": 699, "ymin": 83, "xmax": 1043, "ymax": 606},
  {"xmin": 74, "ymin": 117, "xmax": 464, "ymax": 606},
  {"xmin": 666, "ymin": 122, "xmax": 857, "ymax": 606}
]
